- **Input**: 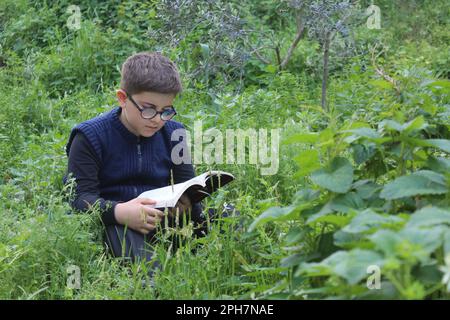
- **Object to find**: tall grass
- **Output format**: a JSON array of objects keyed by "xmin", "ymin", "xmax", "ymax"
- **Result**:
[{"xmin": 1, "ymin": 0, "xmax": 448, "ymax": 299}]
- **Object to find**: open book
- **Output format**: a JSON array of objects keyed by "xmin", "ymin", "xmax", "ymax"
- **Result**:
[{"xmin": 138, "ymin": 171, "xmax": 234, "ymax": 208}]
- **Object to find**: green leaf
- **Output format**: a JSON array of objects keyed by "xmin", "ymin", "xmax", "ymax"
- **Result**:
[
  {"xmin": 422, "ymin": 139, "xmax": 450, "ymax": 153},
  {"xmin": 284, "ymin": 226, "xmax": 307, "ymax": 245},
  {"xmin": 370, "ymin": 227, "xmax": 446, "ymax": 263},
  {"xmin": 352, "ymin": 143, "xmax": 377, "ymax": 164},
  {"xmin": 343, "ymin": 209, "xmax": 404, "ymax": 234},
  {"xmin": 300, "ymin": 249, "xmax": 384, "ymax": 285},
  {"xmin": 148, "ymin": 9, "xmax": 156, "ymax": 18},
  {"xmin": 353, "ymin": 180, "xmax": 382, "ymax": 199},
  {"xmin": 406, "ymin": 207, "xmax": 450, "ymax": 228},
  {"xmin": 317, "ymin": 128, "xmax": 335, "ymax": 148},
  {"xmin": 414, "ymin": 264, "xmax": 443, "ymax": 285},
  {"xmin": 333, "ymin": 230, "xmax": 366, "ymax": 247},
  {"xmin": 380, "ymin": 116, "xmax": 427, "ymax": 134},
  {"xmin": 405, "ymin": 138, "xmax": 450, "ymax": 153},
  {"xmin": 399, "ymin": 227, "xmax": 446, "ymax": 262},
  {"xmin": 422, "ymin": 79, "xmax": 450, "ymax": 93},
  {"xmin": 347, "ymin": 127, "xmax": 381, "ymax": 139},
  {"xmin": 248, "ymin": 206, "xmax": 297, "ymax": 232},
  {"xmin": 370, "ymin": 79, "xmax": 393, "ymax": 90},
  {"xmin": 329, "ymin": 192, "xmax": 365, "ymax": 212},
  {"xmin": 380, "ymin": 170, "xmax": 448, "ymax": 200},
  {"xmin": 284, "ymin": 132, "xmax": 319, "ymax": 145},
  {"xmin": 343, "ymin": 127, "xmax": 381, "ymax": 144},
  {"xmin": 306, "ymin": 192, "xmax": 363, "ymax": 224},
  {"xmin": 311, "ymin": 157, "xmax": 354, "ymax": 193},
  {"xmin": 426, "ymin": 157, "xmax": 450, "ymax": 174},
  {"xmin": 281, "ymin": 253, "xmax": 307, "ymax": 268},
  {"xmin": 380, "ymin": 119, "xmax": 404, "ymax": 132},
  {"xmin": 293, "ymin": 189, "xmax": 321, "ymax": 204},
  {"xmin": 402, "ymin": 116, "xmax": 427, "ymax": 135},
  {"xmin": 369, "ymin": 229, "xmax": 402, "ymax": 256},
  {"xmin": 332, "ymin": 250, "xmax": 384, "ymax": 285},
  {"xmin": 264, "ymin": 64, "xmax": 278, "ymax": 74},
  {"xmin": 414, "ymin": 170, "xmax": 447, "ymax": 184},
  {"xmin": 312, "ymin": 214, "xmax": 352, "ymax": 227},
  {"xmin": 293, "ymin": 149, "xmax": 321, "ymax": 177},
  {"xmin": 306, "ymin": 202, "xmax": 333, "ymax": 224}
]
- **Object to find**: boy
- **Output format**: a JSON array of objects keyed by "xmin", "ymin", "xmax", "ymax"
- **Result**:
[{"xmin": 65, "ymin": 52, "xmax": 210, "ymax": 266}]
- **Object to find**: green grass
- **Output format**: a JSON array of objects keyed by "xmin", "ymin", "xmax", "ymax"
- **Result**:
[{"xmin": 0, "ymin": 0, "xmax": 449, "ymax": 299}]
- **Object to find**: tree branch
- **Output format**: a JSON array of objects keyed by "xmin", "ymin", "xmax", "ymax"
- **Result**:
[
  {"xmin": 280, "ymin": 10, "xmax": 305, "ymax": 69},
  {"xmin": 370, "ymin": 44, "xmax": 401, "ymax": 95},
  {"xmin": 246, "ymin": 43, "xmax": 272, "ymax": 65}
]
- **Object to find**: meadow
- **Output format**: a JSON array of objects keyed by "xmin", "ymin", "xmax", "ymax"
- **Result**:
[{"xmin": 0, "ymin": 0, "xmax": 449, "ymax": 299}]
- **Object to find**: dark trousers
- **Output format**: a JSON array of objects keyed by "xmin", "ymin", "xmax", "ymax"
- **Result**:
[{"xmin": 103, "ymin": 204, "xmax": 238, "ymax": 269}]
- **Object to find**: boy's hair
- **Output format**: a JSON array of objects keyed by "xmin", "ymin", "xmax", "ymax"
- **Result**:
[{"xmin": 120, "ymin": 52, "xmax": 182, "ymax": 95}]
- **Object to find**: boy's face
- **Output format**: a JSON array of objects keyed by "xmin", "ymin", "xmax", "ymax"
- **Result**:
[{"xmin": 117, "ymin": 89, "xmax": 176, "ymax": 138}]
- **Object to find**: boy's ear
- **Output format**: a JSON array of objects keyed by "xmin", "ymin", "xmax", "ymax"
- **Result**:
[{"xmin": 116, "ymin": 89, "xmax": 127, "ymax": 106}]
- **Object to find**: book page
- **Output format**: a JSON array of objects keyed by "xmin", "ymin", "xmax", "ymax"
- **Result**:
[{"xmin": 138, "ymin": 182, "xmax": 187, "ymax": 208}]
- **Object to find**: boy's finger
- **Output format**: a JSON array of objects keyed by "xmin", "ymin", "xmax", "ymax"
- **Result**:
[
  {"xmin": 142, "ymin": 205, "xmax": 156, "ymax": 213},
  {"xmin": 147, "ymin": 208, "xmax": 164, "ymax": 218},
  {"xmin": 143, "ymin": 222, "xmax": 156, "ymax": 231},
  {"xmin": 139, "ymin": 198, "xmax": 157, "ymax": 205},
  {"xmin": 147, "ymin": 214, "xmax": 162, "ymax": 223}
]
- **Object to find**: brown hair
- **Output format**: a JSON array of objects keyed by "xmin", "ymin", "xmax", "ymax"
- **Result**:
[{"xmin": 120, "ymin": 52, "xmax": 182, "ymax": 95}]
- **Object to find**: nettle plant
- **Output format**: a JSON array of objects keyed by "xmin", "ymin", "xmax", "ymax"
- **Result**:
[{"xmin": 251, "ymin": 105, "xmax": 450, "ymax": 299}]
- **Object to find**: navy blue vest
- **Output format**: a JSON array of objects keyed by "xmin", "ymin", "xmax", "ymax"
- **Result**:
[{"xmin": 65, "ymin": 107, "xmax": 186, "ymax": 202}]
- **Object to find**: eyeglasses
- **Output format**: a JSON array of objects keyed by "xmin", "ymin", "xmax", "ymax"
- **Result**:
[{"xmin": 126, "ymin": 92, "xmax": 177, "ymax": 121}]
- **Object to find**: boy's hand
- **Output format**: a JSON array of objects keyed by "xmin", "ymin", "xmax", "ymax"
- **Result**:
[{"xmin": 114, "ymin": 198, "xmax": 164, "ymax": 235}]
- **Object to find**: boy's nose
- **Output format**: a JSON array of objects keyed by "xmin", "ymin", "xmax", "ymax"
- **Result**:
[{"xmin": 148, "ymin": 116, "xmax": 163, "ymax": 126}]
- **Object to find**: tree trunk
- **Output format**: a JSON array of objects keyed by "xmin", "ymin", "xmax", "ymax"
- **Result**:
[{"xmin": 321, "ymin": 35, "xmax": 330, "ymax": 112}]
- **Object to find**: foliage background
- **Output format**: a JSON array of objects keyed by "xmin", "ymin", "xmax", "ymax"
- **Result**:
[{"xmin": 0, "ymin": 0, "xmax": 448, "ymax": 299}]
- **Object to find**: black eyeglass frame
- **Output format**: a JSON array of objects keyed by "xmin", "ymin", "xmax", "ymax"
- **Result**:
[{"xmin": 125, "ymin": 91, "xmax": 177, "ymax": 121}]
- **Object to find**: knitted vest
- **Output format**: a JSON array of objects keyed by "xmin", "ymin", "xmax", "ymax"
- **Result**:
[{"xmin": 65, "ymin": 107, "xmax": 186, "ymax": 202}]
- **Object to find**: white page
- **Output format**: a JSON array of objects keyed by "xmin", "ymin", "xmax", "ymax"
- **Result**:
[
  {"xmin": 138, "ymin": 183, "xmax": 186, "ymax": 208},
  {"xmin": 137, "ymin": 174, "xmax": 206, "ymax": 207}
]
